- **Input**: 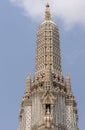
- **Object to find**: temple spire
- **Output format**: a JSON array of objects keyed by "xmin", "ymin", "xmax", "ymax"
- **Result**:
[
  {"xmin": 36, "ymin": 3, "xmax": 61, "ymax": 73},
  {"xmin": 45, "ymin": 3, "xmax": 51, "ymax": 20}
]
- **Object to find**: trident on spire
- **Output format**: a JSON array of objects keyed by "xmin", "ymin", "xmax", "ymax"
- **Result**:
[{"xmin": 45, "ymin": 3, "xmax": 51, "ymax": 20}]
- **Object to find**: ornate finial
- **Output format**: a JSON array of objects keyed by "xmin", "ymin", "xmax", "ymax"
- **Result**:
[{"xmin": 45, "ymin": 3, "xmax": 51, "ymax": 20}]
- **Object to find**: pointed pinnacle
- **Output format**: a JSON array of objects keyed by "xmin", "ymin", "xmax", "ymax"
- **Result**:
[{"xmin": 45, "ymin": 3, "xmax": 51, "ymax": 20}]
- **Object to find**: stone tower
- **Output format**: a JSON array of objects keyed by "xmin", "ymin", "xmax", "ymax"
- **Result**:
[{"xmin": 18, "ymin": 4, "xmax": 80, "ymax": 130}]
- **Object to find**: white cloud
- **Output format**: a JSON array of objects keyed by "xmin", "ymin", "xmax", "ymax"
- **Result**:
[{"xmin": 10, "ymin": 0, "xmax": 85, "ymax": 27}]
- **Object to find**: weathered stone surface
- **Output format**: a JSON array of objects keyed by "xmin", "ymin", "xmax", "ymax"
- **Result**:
[{"xmin": 18, "ymin": 4, "xmax": 79, "ymax": 130}]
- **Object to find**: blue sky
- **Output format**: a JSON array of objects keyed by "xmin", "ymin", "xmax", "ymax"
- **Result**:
[{"xmin": 0, "ymin": 0, "xmax": 85, "ymax": 130}]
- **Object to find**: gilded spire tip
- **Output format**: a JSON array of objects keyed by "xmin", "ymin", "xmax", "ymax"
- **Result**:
[
  {"xmin": 46, "ymin": 3, "xmax": 50, "ymax": 8},
  {"xmin": 45, "ymin": 3, "xmax": 51, "ymax": 20}
]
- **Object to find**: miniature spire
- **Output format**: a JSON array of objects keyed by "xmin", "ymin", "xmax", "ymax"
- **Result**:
[
  {"xmin": 45, "ymin": 3, "xmax": 51, "ymax": 20},
  {"xmin": 21, "ymin": 74, "xmax": 32, "ymax": 107},
  {"xmin": 65, "ymin": 73, "xmax": 72, "ymax": 94},
  {"xmin": 25, "ymin": 74, "xmax": 31, "ymax": 95}
]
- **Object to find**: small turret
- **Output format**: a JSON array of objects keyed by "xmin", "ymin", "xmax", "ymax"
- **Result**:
[
  {"xmin": 65, "ymin": 73, "xmax": 72, "ymax": 94},
  {"xmin": 21, "ymin": 73, "xmax": 32, "ymax": 107},
  {"xmin": 25, "ymin": 74, "xmax": 31, "ymax": 96}
]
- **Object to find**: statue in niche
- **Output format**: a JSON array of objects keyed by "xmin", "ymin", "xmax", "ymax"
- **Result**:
[{"xmin": 44, "ymin": 107, "xmax": 53, "ymax": 128}]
